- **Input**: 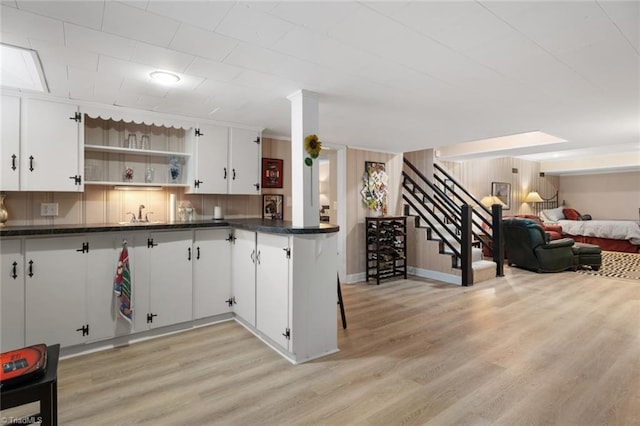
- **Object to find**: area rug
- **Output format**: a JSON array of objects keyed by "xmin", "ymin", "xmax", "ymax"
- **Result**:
[{"xmin": 576, "ymin": 251, "xmax": 640, "ymax": 281}]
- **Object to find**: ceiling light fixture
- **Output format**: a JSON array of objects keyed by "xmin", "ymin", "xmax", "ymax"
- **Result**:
[{"xmin": 149, "ymin": 70, "xmax": 180, "ymax": 85}]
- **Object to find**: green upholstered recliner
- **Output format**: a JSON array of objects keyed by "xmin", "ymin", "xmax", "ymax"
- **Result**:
[{"xmin": 502, "ymin": 218, "xmax": 575, "ymax": 273}]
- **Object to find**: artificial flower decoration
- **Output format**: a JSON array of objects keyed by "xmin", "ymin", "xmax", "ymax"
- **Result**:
[
  {"xmin": 124, "ymin": 167, "xmax": 134, "ymax": 182},
  {"xmin": 361, "ymin": 162, "xmax": 388, "ymax": 213},
  {"xmin": 304, "ymin": 134, "xmax": 322, "ymax": 158}
]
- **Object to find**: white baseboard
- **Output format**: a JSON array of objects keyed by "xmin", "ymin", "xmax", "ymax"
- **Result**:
[
  {"xmin": 408, "ymin": 266, "xmax": 461, "ymax": 286},
  {"xmin": 344, "ymin": 272, "xmax": 366, "ymax": 284}
]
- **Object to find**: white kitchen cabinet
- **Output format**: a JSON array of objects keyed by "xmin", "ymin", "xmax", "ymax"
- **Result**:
[
  {"xmin": 86, "ymin": 233, "xmax": 134, "ymax": 343},
  {"xmin": 238, "ymin": 230, "xmax": 338, "ymax": 364},
  {"xmin": 25, "ymin": 236, "xmax": 87, "ymax": 347},
  {"xmin": 193, "ymin": 228, "xmax": 232, "ymax": 319},
  {"xmin": 186, "ymin": 126, "xmax": 261, "ymax": 195},
  {"xmin": 186, "ymin": 125, "xmax": 229, "ymax": 194},
  {"xmin": 1, "ymin": 239, "xmax": 24, "ymax": 352},
  {"xmin": 1, "ymin": 95, "xmax": 21, "ymax": 190},
  {"xmin": 21, "ymin": 98, "xmax": 83, "ymax": 191},
  {"xmin": 228, "ymin": 127, "xmax": 261, "ymax": 195},
  {"xmin": 230, "ymin": 228, "xmax": 256, "ymax": 326},
  {"xmin": 147, "ymin": 230, "xmax": 194, "ymax": 328},
  {"xmin": 256, "ymin": 232, "xmax": 290, "ymax": 350}
]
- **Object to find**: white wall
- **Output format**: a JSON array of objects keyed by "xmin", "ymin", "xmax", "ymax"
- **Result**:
[{"xmin": 559, "ymin": 171, "xmax": 640, "ymax": 220}]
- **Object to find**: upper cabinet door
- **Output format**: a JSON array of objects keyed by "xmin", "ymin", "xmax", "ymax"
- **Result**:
[
  {"xmin": 189, "ymin": 124, "xmax": 228, "ymax": 194},
  {"xmin": 21, "ymin": 98, "xmax": 83, "ymax": 191},
  {"xmin": 228, "ymin": 128, "xmax": 260, "ymax": 195},
  {"xmin": 0, "ymin": 96, "xmax": 20, "ymax": 190}
]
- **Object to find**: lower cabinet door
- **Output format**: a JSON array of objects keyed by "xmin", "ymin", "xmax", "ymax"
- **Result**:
[
  {"xmin": 256, "ymin": 232, "xmax": 290, "ymax": 350},
  {"xmin": 1, "ymin": 239, "xmax": 24, "ymax": 352},
  {"xmin": 193, "ymin": 229, "xmax": 232, "ymax": 319},
  {"xmin": 148, "ymin": 231, "xmax": 194, "ymax": 328},
  {"xmin": 231, "ymin": 229, "xmax": 256, "ymax": 326},
  {"xmin": 25, "ymin": 236, "xmax": 87, "ymax": 347}
]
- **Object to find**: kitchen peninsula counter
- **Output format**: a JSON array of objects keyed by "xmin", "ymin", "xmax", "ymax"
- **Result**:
[{"xmin": 0, "ymin": 219, "xmax": 339, "ymax": 237}]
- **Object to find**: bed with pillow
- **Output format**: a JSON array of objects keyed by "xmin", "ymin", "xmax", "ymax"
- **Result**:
[{"xmin": 540, "ymin": 207, "xmax": 640, "ymax": 253}]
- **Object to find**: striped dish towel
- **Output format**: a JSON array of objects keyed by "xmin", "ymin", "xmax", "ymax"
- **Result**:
[{"xmin": 114, "ymin": 242, "xmax": 133, "ymax": 323}]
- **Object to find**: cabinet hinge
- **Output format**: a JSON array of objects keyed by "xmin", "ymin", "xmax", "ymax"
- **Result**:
[
  {"xmin": 253, "ymin": 136, "xmax": 261, "ymax": 145},
  {"xmin": 195, "ymin": 128, "xmax": 203, "ymax": 137},
  {"xmin": 147, "ymin": 238, "xmax": 158, "ymax": 248},
  {"xmin": 225, "ymin": 233, "xmax": 236, "ymax": 244},
  {"xmin": 225, "ymin": 297, "xmax": 235, "ymax": 307},
  {"xmin": 282, "ymin": 328, "xmax": 291, "ymax": 340},
  {"xmin": 253, "ymin": 182, "xmax": 260, "ymax": 191},
  {"xmin": 69, "ymin": 174, "xmax": 82, "ymax": 185},
  {"xmin": 147, "ymin": 313, "xmax": 158, "ymax": 323},
  {"xmin": 69, "ymin": 112, "xmax": 82, "ymax": 123},
  {"xmin": 194, "ymin": 179, "xmax": 203, "ymax": 188},
  {"xmin": 283, "ymin": 247, "xmax": 291, "ymax": 259},
  {"xmin": 76, "ymin": 242, "xmax": 89, "ymax": 253},
  {"xmin": 76, "ymin": 324, "xmax": 89, "ymax": 336}
]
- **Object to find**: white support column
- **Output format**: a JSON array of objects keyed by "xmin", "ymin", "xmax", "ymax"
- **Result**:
[{"xmin": 288, "ymin": 90, "xmax": 320, "ymax": 227}]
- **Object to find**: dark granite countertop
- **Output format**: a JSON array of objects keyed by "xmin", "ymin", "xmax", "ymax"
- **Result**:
[{"xmin": 0, "ymin": 218, "xmax": 339, "ymax": 237}]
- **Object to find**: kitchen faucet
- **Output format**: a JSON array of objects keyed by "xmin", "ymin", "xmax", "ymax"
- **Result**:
[{"xmin": 138, "ymin": 204, "xmax": 145, "ymax": 221}]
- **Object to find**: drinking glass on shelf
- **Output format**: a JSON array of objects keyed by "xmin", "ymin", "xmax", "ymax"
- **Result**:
[
  {"xmin": 145, "ymin": 167, "xmax": 154, "ymax": 183},
  {"xmin": 127, "ymin": 134, "xmax": 137, "ymax": 149},
  {"xmin": 140, "ymin": 135, "xmax": 150, "ymax": 150}
]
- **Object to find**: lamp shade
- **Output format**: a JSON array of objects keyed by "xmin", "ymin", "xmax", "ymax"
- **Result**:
[
  {"xmin": 480, "ymin": 195, "xmax": 506, "ymax": 208},
  {"xmin": 524, "ymin": 191, "xmax": 544, "ymax": 203}
]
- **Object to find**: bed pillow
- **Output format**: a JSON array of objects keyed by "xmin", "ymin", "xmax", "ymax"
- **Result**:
[
  {"xmin": 562, "ymin": 208, "xmax": 581, "ymax": 221},
  {"xmin": 541, "ymin": 207, "xmax": 565, "ymax": 222}
]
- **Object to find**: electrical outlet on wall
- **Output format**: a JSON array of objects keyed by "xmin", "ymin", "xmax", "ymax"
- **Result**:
[{"xmin": 41, "ymin": 203, "xmax": 59, "ymax": 216}]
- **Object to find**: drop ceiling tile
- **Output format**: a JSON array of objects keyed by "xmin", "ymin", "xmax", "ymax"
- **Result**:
[
  {"xmin": 102, "ymin": 2, "xmax": 180, "ymax": 47},
  {"xmin": 395, "ymin": 2, "xmax": 514, "ymax": 52},
  {"xmin": 355, "ymin": 60, "xmax": 451, "ymax": 98},
  {"xmin": 120, "ymin": 77, "xmax": 170, "ymax": 98},
  {"xmin": 64, "ymin": 23, "xmax": 137, "ymax": 61},
  {"xmin": 231, "ymin": 69, "xmax": 297, "ymax": 93},
  {"xmin": 115, "ymin": 91, "xmax": 166, "ymax": 111},
  {"xmin": 130, "ymin": 41, "xmax": 195, "ymax": 73},
  {"xmin": 561, "ymin": 39, "xmax": 639, "ymax": 92},
  {"xmin": 272, "ymin": 27, "xmax": 378, "ymax": 74},
  {"xmin": 186, "ymin": 57, "xmax": 243, "ymax": 82},
  {"xmin": 269, "ymin": 2, "xmax": 361, "ymax": 33},
  {"xmin": 215, "ymin": 3, "xmax": 294, "ymax": 48},
  {"xmin": 118, "ymin": 1, "xmax": 149, "ymax": 11},
  {"xmin": 1, "ymin": 4, "xmax": 64, "ymax": 44},
  {"xmin": 598, "ymin": 0, "xmax": 640, "ymax": 53},
  {"xmin": 483, "ymin": 1, "xmax": 620, "ymax": 55},
  {"xmin": 224, "ymin": 42, "xmax": 323, "ymax": 84},
  {"xmin": 0, "ymin": 30, "xmax": 29, "ymax": 48},
  {"xmin": 146, "ymin": 1, "xmax": 233, "ymax": 32},
  {"xmin": 169, "ymin": 23, "xmax": 237, "ymax": 61},
  {"xmin": 98, "ymin": 55, "xmax": 152, "ymax": 82},
  {"xmin": 30, "ymin": 39, "xmax": 99, "ymax": 72},
  {"xmin": 15, "ymin": 0, "xmax": 103, "ymax": 30}
]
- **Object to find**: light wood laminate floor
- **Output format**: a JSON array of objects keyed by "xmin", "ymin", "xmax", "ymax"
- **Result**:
[{"xmin": 56, "ymin": 267, "xmax": 640, "ymax": 425}]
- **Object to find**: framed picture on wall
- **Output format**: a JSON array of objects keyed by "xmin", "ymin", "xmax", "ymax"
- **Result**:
[
  {"xmin": 491, "ymin": 181, "xmax": 511, "ymax": 210},
  {"xmin": 262, "ymin": 194, "xmax": 283, "ymax": 220},
  {"xmin": 262, "ymin": 158, "xmax": 283, "ymax": 189}
]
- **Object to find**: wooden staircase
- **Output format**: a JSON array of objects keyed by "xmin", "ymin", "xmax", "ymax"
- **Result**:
[{"xmin": 401, "ymin": 158, "xmax": 504, "ymax": 286}]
